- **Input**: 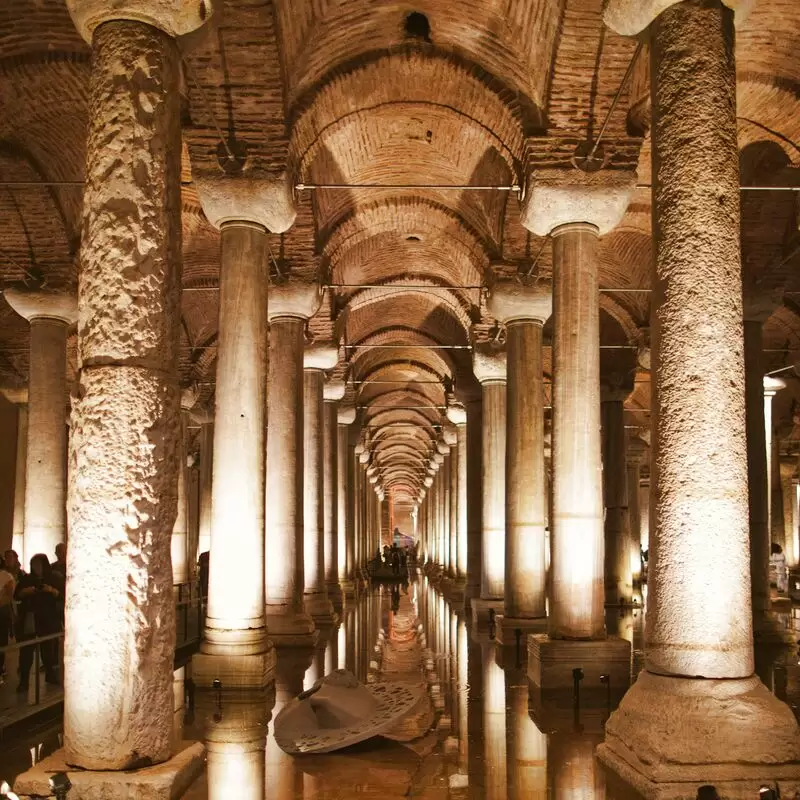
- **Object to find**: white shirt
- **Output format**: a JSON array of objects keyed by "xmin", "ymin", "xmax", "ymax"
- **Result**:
[{"xmin": 0, "ymin": 569, "xmax": 14, "ymax": 607}]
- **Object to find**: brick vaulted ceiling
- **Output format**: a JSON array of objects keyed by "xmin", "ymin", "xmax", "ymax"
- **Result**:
[{"xmin": 1, "ymin": 0, "xmax": 799, "ymax": 502}]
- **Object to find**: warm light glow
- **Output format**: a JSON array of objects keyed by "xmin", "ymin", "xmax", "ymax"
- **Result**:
[{"xmin": 483, "ymin": 645, "xmax": 507, "ymax": 800}]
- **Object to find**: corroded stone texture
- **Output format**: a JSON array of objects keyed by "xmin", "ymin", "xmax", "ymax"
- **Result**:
[
  {"xmin": 504, "ymin": 319, "xmax": 547, "ymax": 620},
  {"xmin": 647, "ymin": 0, "xmax": 751, "ymax": 679},
  {"xmin": 549, "ymin": 223, "xmax": 605, "ymax": 640},
  {"xmin": 65, "ymin": 20, "xmax": 181, "ymax": 770},
  {"xmin": 604, "ymin": 0, "xmax": 750, "ymax": 36}
]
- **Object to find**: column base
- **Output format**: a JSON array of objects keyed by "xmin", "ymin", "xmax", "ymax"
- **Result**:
[
  {"xmin": 494, "ymin": 615, "xmax": 547, "ymax": 647},
  {"xmin": 444, "ymin": 579, "xmax": 466, "ymax": 604},
  {"xmin": 13, "ymin": 742, "xmax": 205, "ymax": 800},
  {"xmin": 597, "ymin": 671, "xmax": 800, "ymax": 799},
  {"xmin": 266, "ymin": 610, "xmax": 318, "ymax": 647},
  {"xmin": 470, "ymin": 598, "xmax": 504, "ymax": 631},
  {"xmin": 326, "ymin": 582, "xmax": 344, "ymax": 611},
  {"xmin": 304, "ymin": 592, "xmax": 339, "ymax": 625},
  {"xmin": 192, "ymin": 645, "xmax": 276, "ymax": 689},
  {"xmin": 527, "ymin": 634, "xmax": 631, "ymax": 691},
  {"xmin": 340, "ymin": 579, "xmax": 356, "ymax": 598}
]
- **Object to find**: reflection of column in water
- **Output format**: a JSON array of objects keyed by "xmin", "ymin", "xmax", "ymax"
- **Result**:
[
  {"xmin": 457, "ymin": 616, "xmax": 469, "ymax": 771},
  {"xmin": 344, "ymin": 609, "xmax": 356, "ymax": 674},
  {"xmin": 325, "ymin": 623, "xmax": 340, "ymax": 674},
  {"xmin": 547, "ymin": 730, "xmax": 604, "ymax": 799},
  {"xmin": 172, "ymin": 667, "xmax": 185, "ymax": 754},
  {"xmin": 450, "ymin": 608, "xmax": 459, "ymax": 733},
  {"xmin": 202, "ymin": 690, "xmax": 270, "ymax": 800},
  {"xmin": 506, "ymin": 670, "xmax": 546, "ymax": 800},
  {"xmin": 267, "ymin": 654, "xmax": 310, "ymax": 800},
  {"xmin": 482, "ymin": 642, "xmax": 507, "ymax": 800}
]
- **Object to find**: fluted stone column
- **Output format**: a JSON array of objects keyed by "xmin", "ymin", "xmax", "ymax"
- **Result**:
[
  {"xmin": 472, "ymin": 344, "xmax": 507, "ymax": 615},
  {"xmin": 0, "ymin": 387, "xmax": 28, "ymax": 559},
  {"xmin": 601, "ymin": 384, "xmax": 634, "ymax": 607},
  {"xmin": 487, "ymin": 280, "xmax": 552, "ymax": 637},
  {"xmin": 192, "ymin": 220, "xmax": 277, "ymax": 689},
  {"xmin": 171, "ymin": 388, "xmax": 196, "ymax": 586},
  {"xmin": 446, "ymin": 402, "xmax": 468, "ymax": 592},
  {"xmin": 303, "ymin": 344, "xmax": 338, "ymax": 623},
  {"xmin": 323, "ymin": 380, "xmax": 346, "ymax": 608},
  {"xmin": 599, "ymin": 0, "xmax": 800, "ymax": 791},
  {"xmin": 52, "ymin": 0, "xmax": 211, "ymax": 773},
  {"xmin": 4, "ymin": 289, "xmax": 75, "ymax": 564},
  {"xmin": 465, "ymin": 398, "xmax": 482, "ymax": 601},
  {"xmin": 266, "ymin": 283, "xmax": 320, "ymax": 644}
]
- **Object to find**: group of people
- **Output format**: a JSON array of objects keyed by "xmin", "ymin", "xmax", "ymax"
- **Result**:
[{"xmin": 0, "ymin": 544, "xmax": 67, "ymax": 691}]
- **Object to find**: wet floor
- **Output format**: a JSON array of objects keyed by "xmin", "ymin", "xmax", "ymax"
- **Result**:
[{"xmin": 1, "ymin": 577, "xmax": 798, "ymax": 798}]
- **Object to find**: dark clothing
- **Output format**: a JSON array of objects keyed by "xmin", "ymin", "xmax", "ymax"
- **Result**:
[
  {"xmin": 0, "ymin": 605, "xmax": 12, "ymax": 675},
  {"xmin": 15, "ymin": 570, "xmax": 63, "ymax": 687}
]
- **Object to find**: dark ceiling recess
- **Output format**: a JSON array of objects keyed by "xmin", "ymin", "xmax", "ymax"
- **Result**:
[{"xmin": 405, "ymin": 11, "xmax": 431, "ymax": 42}]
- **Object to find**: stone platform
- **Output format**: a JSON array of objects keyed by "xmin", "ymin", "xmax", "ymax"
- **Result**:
[
  {"xmin": 13, "ymin": 742, "xmax": 205, "ymax": 800},
  {"xmin": 470, "ymin": 598, "xmax": 504, "ymax": 631},
  {"xmin": 494, "ymin": 614, "xmax": 547, "ymax": 647},
  {"xmin": 597, "ymin": 671, "xmax": 800, "ymax": 799},
  {"xmin": 527, "ymin": 633, "xmax": 631, "ymax": 691}
]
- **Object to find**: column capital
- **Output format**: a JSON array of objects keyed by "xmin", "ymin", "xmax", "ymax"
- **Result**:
[
  {"xmin": 520, "ymin": 168, "xmax": 635, "ymax": 237},
  {"xmin": 424, "ymin": 475, "xmax": 434, "ymax": 488},
  {"xmin": 445, "ymin": 400, "xmax": 467, "ymax": 426},
  {"xmin": 268, "ymin": 281, "xmax": 322, "ymax": 321},
  {"xmin": 323, "ymin": 379, "xmax": 346, "ymax": 402},
  {"xmin": 195, "ymin": 174, "xmax": 296, "ymax": 234},
  {"xmin": 486, "ymin": 279, "xmax": 552, "ymax": 325},
  {"xmin": 358, "ymin": 449, "xmax": 370, "ymax": 465},
  {"xmin": 67, "ymin": 0, "xmax": 213, "ymax": 43},
  {"xmin": 604, "ymin": 0, "xmax": 750, "ymax": 37},
  {"xmin": 442, "ymin": 423, "xmax": 458, "ymax": 447},
  {"xmin": 0, "ymin": 386, "xmax": 28, "ymax": 405},
  {"xmin": 763, "ymin": 376, "xmax": 787, "ymax": 399},
  {"xmin": 433, "ymin": 451, "xmax": 445, "ymax": 465},
  {"xmin": 190, "ymin": 406, "xmax": 214, "ymax": 425},
  {"xmin": 436, "ymin": 440, "xmax": 450, "ymax": 455},
  {"xmin": 303, "ymin": 343, "xmax": 338, "ymax": 372},
  {"xmin": 4, "ymin": 288, "xmax": 77, "ymax": 326},
  {"xmin": 779, "ymin": 455, "xmax": 797, "ymax": 479},
  {"xmin": 472, "ymin": 342, "xmax": 507, "ymax": 385},
  {"xmin": 180, "ymin": 385, "xmax": 198, "ymax": 411},
  {"xmin": 337, "ymin": 405, "xmax": 356, "ymax": 425}
]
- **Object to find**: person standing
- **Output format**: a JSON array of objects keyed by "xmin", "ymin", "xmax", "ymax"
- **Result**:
[{"xmin": 0, "ymin": 558, "xmax": 15, "ymax": 685}]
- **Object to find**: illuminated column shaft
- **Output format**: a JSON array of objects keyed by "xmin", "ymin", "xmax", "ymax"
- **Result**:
[
  {"xmin": 482, "ymin": 643, "xmax": 507, "ymax": 800},
  {"xmin": 197, "ymin": 223, "xmax": 272, "ymax": 680},
  {"xmin": 465, "ymin": 398, "xmax": 483, "ymax": 599},
  {"xmin": 323, "ymin": 384, "xmax": 345, "ymax": 603},
  {"xmin": 302, "ymin": 348, "xmax": 336, "ymax": 621},
  {"xmin": 473, "ymin": 346, "xmax": 507, "ymax": 600},
  {"xmin": 601, "ymin": 388, "xmax": 633, "ymax": 606},
  {"xmin": 64, "ymin": 14, "xmax": 186, "ymax": 769},
  {"xmin": 743, "ymin": 322, "xmax": 772, "ymax": 627},
  {"xmin": 440, "ymin": 455, "xmax": 451, "ymax": 570},
  {"xmin": 625, "ymin": 439, "xmax": 647, "ymax": 587},
  {"xmin": 764, "ymin": 376, "xmax": 786, "ymax": 548},
  {"xmin": 455, "ymin": 423, "xmax": 468, "ymax": 580},
  {"xmin": 6, "ymin": 393, "xmax": 28, "ymax": 558},
  {"xmin": 548, "ymin": 224, "xmax": 605, "ymax": 638},
  {"xmin": 487, "ymin": 283, "xmax": 551, "ymax": 620},
  {"xmin": 266, "ymin": 288, "xmax": 318, "ymax": 639},
  {"xmin": 197, "ymin": 419, "xmax": 214, "ymax": 555},
  {"xmin": 643, "ymin": 0, "xmax": 752, "ymax": 677},
  {"xmin": 343, "ymin": 434, "xmax": 356, "ymax": 584},
  {"xmin": 171, "ymin": 400, "xmax": 191, "ymax": 585},
  {"xmin": 783, "ymin": 468, "xmax": 799, "ymax": 569},
  {"xmin": 449, "ymin": 437, "xmax": 458, "ymax": 579},
  {"xmin": 4, "ymin": 291, "xmax": 75, "ymax": 564}
]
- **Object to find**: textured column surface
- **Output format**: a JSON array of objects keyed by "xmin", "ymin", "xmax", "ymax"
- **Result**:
[
  {"xmin": 764, "ymin": 376, "xmax": 786, "ymax": 550},
  {"xmin": 600, "ymin": 6, "xmax": 800, "ymax": 791},
  {"xmin": 65, "ymin": 19, "xmax": 182, "ymax": 770},
  {"xmin": 265, "ymin": 317, "xmax": 313, "ymax": 637},
  {"xmin": 336, "ymin": 425, "xmax": 348, "ymax": 585},
  {"xmin": 782, "ymin": 466, "xmax": 799, "ymax": 568},
  {"xmin": 505, "ymin": 320, "xmax": 547, "ymax": 619},
  {"xmin": 601, "ymin": 388, "xmax": 633, "ymax": 607},
  {"xmin": 302, "ymin": 367, "xmax": 333, "ymax": 619},
  {"xmin": 322, "ymin": 395, "xmax": 341, "ymax": 602},
  {"xmin": 197, "ymin": 420, "xmax": 214, "ymax": 556},
  {"xmin": 198, "ymin": 223, "xmax": 271, "ymax": 676},
  {"xmin": 625, "ymin": 438, "xmax": 646, "ymax": 588},
  {"xmin": 480, "ymin": 382, "xmax": 507, "ymax": 600},
  {"xmin": 645, "ymin": 0, "xmax": 752, "ymax": 678},
  {"xmin": 549, "ymin": 223, "xmax": 604, "ymax": 640},
  {"xmin": 465, "ymin": 399, "xmax": 483, "ymax": 599},
  {"xmin": 441, "ymin": 454, "xmax": 451, "ymax": 572}
]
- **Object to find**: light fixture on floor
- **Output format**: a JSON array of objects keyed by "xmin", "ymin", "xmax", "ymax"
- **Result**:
[
  {"xmin": 0, "ymin": 781, "xmax": 20, "ymax": 800},
  {"xmin": 49, "ymin": 772, "xmax": 71, "ymax": 800}
]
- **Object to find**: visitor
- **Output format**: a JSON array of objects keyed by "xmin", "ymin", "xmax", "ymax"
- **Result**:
[
  {"xmin": 51, "ymin": 542, "xmax": 67, "ymax": 628},
  {"xmin": 390, "ymin": 545, "xmax": 401, "ymax": 575},
  {"xmin": 15, "ymin": 554, "xmax": 63, "ymax": 691},
  {"xmin": 3, "ymin": 549, "xmax": 23, "ymax": 582},
  {"xmin": 770, "ymin": 542, "xmax": 788, "ymax": 594},
  {"xmin": 0, "ymin": 557, "xmax": 15, "ymax": 685},
  {"xmin": 198, "ymin": 551, "xmax": 210, "ymax": 605}
]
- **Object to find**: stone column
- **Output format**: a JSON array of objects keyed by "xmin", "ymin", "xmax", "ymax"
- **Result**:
[
  {"xmin": 782, "ymin": 463, "xmax": 799, "ymax": 568},
  {"xmin": 170, "ymin": 389, "xmax": 195, "ymax": 586},
  {"xmin": 56, "ymin": 0, "xmax": 210, "ymax": 772},
  {"xmin": 265, "ymin": 282, "xmax": 320, "ymax": 644},
  {"xmin": 446, "ymin": 402, "xmax": 468, "ymax": 593},
  {"xmin": 323, "ymin": 380, "xmax": 346, "ymax": 608},
  {"xmin": 0, "ymin": 388, "xmax": 28, "ymax": 559},
  {"xmin": 601, "ymin": 384, "xmax": 634, "ymax": 607},
  {"xmin": 472, "ymin": 344, "xmax": 507, "ymax": 618},
  {"xmin": 599, "ymin": 0, "xmax": 800, "ymax": 791},
  {"xmin": 487, "ymin": 280, "xmax": 552, "ymax": 637},
  {"xmin": 764, "ymin": 376, "xmax": 786, "ymax": 546},
  {"xmin": 191, "ymin": 218, "xmax": 279, "ymax": 689},
  {"xmin": 626, "ymin": 436, "xmax": 648, "ymax": 592},
  {"xmin": 196, "ymin": 416, "xmax": 214, "ymax": 557},
  {"xmin": 302, "ymin": 344, "xmax": 338, "ymax": 623},
  {"xmin": 445, "ymin": 425, "xmax": 459, "ymax": 582},
  {"xmin": 4, "ymin": 289, "xmax": 76, "ymax": 564},
  {"xmin": 465, "ymin": 398, "xmax": 482, "ymax": 601},
  {"xmin": 341, "ymin": 417, "xmax": 356, "ymax": 594}
]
